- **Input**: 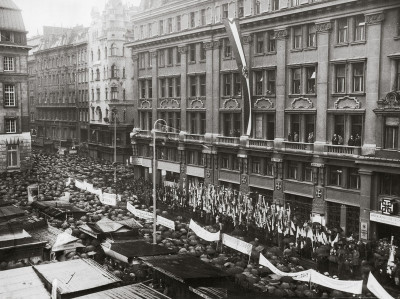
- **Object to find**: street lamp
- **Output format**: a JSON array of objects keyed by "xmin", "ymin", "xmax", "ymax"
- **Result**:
[{"xmin": 152, "ymin": 118, "xmax": 166, "ymax": 244}]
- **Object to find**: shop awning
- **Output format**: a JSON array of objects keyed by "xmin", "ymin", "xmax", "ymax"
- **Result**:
[{"xmin": 189, "ymin": 286, "xmax": 228, "ymax": 299}]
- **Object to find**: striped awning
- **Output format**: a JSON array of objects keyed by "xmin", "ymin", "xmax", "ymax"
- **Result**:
[{"xmin": 189, "ymin": 286, "xmax": 228, "ymax": 299}]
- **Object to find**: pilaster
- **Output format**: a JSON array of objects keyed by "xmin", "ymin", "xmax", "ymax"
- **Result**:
[
  {"xmin": 132, "ymin": 53, "xmax": 139, "ymax": 126},
  {"xmin": 359, "ymin": 169, "xmax": 373, "ymax": 241},
  {"xmin": 150, "ymin": 51, "xmax": 158, "ymax": 122},
  {"xmin": 178, "ymin": 46, "xmax": 188, "ymax": 132}
]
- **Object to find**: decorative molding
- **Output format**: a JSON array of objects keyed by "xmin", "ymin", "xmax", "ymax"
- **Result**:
[
  {"xmin": 203, "ymin": 41, "xmax": 214, "ymax": 50},
  {"xmin": 159, "ymin": 98, "xmax": 180, "ymax": 109},
  {"xmin": 274, "ymin": 29, "xmax": 288, "ymax": 39},
  {"xmin": 377, "ymin": 92, "xmax": 400, "ymax": 109},
  {"xmin": 140, "ymin": 99, "xmax": 152, "ymax": 109},
  {"xmin": 254, "ymin": 97, "xmax": 274, "ymax": 110},
  {"xmin": 241, "ymin": 174, "xmax": 248, "ymax": 184},
  {"xmin": 150, "ymin": 51, "xmax": 158, "ymax": 58},
  {"xmin": 334, "ymin": 96, "xmax": 361, "ymax": 109},
  {"xmin": 132, "ymin": 54, "xmax": 139, "ymax": 61},
  {"xmin": 206, "ymin": 169, "xmax": 211, "ymax": 178},
  {"xmin": 275, "ymin": 181, "xmax": 282, "ymax": 191},
  {"xmin": 315, "ymin": 188, "xmax": 323, "ymax": 198},
  {"xmin": 365, "ymin": 12, "xmax": 384, "ymax": 25},
  {"xmin": 178, "ymin": 46, "xmax": 188, "ymax": 54},
  {"xmin": 291, "ymin": 97, "xmax": 313, "ymax": 109},
  {"xmin": 316, "ymin": 22, "xmax": 332, "ymax": 33},
  {"xmin": 222, "ymin": 98, "xmax": 240, "ymax": 109},
  {"xmin": 189, "ymin": 98, "xmax": 205, "ymax": 109},
  {"xmin": 242, "ymin": 35, "xmax": 252, "ymax": 44}
]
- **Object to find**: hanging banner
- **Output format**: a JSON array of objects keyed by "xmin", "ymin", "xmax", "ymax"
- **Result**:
[
  {"xmin": 74, "ymin": 179, "xmax": 85, "ymax": 190},
  {"xmin": 86, "ymin": 183, "xmax": 95, "ymax": 194},
  {"xmin": 92, "ymin": 187, "xmax": 103, "ymax": 197},
  {"xmin": 259, "ymin": 254, "xmax": 311, "ymax": 282},
  {"xmin": 65, "ymin": 178, "xmax": 71, "ymax": 187},
  {"xmin": 157, "ymin": 215, "xmax": 175, "ymax": 230},
  {"xmin": 367, "ymin": 272, "xmax": 394, "ymax": 299},
  {"xmin": 127, "ymin": 202, "xmax": 153, "ymax": 220},
  {"xmin": 100, "ymin": 193, "xmax": 117, "ymax": 206},
  {"xmin": 59, "ymin": 192, "xmax": 70, "ymax": 202},
  {"xmin": 310, "ymin": 268, "xmax": 363, "ymax": 295},
  {"xmin": 222, "ymin": 233, "xmax": 252, "ymax": 256},
  {"xmin": 189, "ymin": 219, "xmax": 220, "ymax": 242}
]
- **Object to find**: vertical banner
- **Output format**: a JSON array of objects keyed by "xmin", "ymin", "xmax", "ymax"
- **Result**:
[
  {"xmin": 223, "ymin": 18, "xmax": 252, "ymax": 136},
  {"xmin": 367, "ymin": 272, "xmax": 394, "ymax": 299}
]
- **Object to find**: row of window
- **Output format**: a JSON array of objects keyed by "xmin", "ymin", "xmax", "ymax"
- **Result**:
[
  {"xmin": 36, "ymin": 109, "xmax": 77, "ymax": 121},
  {"xmin": 37, "ymin": 91, "xmax": 77, "ymax": 104},
  {"xmin": 90, "ymin": 65, "xmax": 125, "ymax": 81},
  {"xmin": 90, "ymin": 44, "xmax": 118, "ymax": 62},
  {"xmin": 0, "ymin": 30, "xmax": 26, "ymax": 45},
  {"xmin": 90, "ymin": 87, "xmax": 124, "ymax": 102}
]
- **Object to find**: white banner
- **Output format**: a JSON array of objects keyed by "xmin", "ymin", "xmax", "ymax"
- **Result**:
[
  {"xmin": 189, "ymin": 219, "xmax": 220, "ymax": 242},
  {"xmin": 259, "ymin": 254, "xmax": 311, "ymax": 282},
  {"xmin": 367, "ymin": 272, "xmax": 394, "ymax": 299},
  {"xmin": 127, "ymin": 202, "xmax": 153, "ymax": 220},
  {"xmin": 222, "ymin": 233, "xmax": 252, "ymax": 256},
  {"xmin": 92, "ymin": 187, "xmax": 103, "ymax": 196},
  {"xmin": 86, "ymin": 183, "xmax": 94, "ymax": 194},
  {"xmin": 74, "ymin": 179, "xmax": 85, "ymax": 190},
  {"xmin": 157, "ymin": 215, "xmax": 175, "ymax": 230},
  {"xmin": 65, "ymin": 178, "xmax": 71, "ymax": 187},
  {"xmin": 100, "ymin": 193, "xmax": 117, "ymax": 206},
  {"xmin": 310, "ymin": 268, "xmax": 363, "ymax": 295},
  {"xmin": 59, "ymin": 192, "xmax": 70, "ymax": 202}
]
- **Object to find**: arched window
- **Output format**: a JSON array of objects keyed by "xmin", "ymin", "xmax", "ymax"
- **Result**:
[
  {"xmin": 96, "ymin": 68, "xmax": 100, "ymax": 81},
  {"xmin": 91, "ymin": 50, "xmax": 93, "ymax": 61},
  {"xmin": 122, "ymin": 67, "xmax": 126, "ymax": 78},
  {"xmin": 91, "ymin": 70, "xmax": 94, "ymax": 81},
  {"xmin": 105, "ymin": 46, "xmax": 107, "ymax": 58},
  {"xmin": 111, "ymin": 43, "xmax": 117, "ymax": 56},
  {"xmin": 97, "ymin": 48, "xmax": 101, "ymax": 60},
  {"xmin": 111, "ymin": 65, "xmax": 118, "ymax": 78},
  {"xmin": 96, "ymin": 107, "xmax": 102, "ymax": 121}
]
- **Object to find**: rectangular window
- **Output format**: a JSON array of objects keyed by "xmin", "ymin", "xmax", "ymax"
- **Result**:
[
  {"xmin": 351, "ymin": 115, "xmax": 363, "ymax": 140},
  {"xmin": 306, "ymin": 114, "xmax": 315, "ymax": 140},
  {"xmin": 200, "ymin": 44, "xmax": 206, "ymax": 61},
  {"xmin": 224, "ymin": 39, "xmax": 231, "ymax": 58},
  {"xmin": 336, "ymin": 64, "xmax": 346, "ymax": 93},
  {"xmin": 380, "ymin": 173, "xmax": 400, "ymax": 196},
  {"xmin": 384, "ymin": 117, "xmax": 399, "ymax": 149},
  {"xmin": 254, "ymin": 0, "xmax": 260, "ymax": 15},
  {"xmin": 353, "ymin": 63, "xmax": 364, "ymax": 92},
  {"xmin": 4, "ymin": 84, "xmax": 15, "ymax": 106},
  {"xmin": 288, "ymin": 162, "xmax": 298, "ymax": 180},
  {"xmin": 292, "ymin": 68, "xmax": 301, "ymax": 94},
  {"xmin": 176, "ymin": 16, "xmax": 181, "ymax": 31},
  {"xmin": 190, "ymin": 12, "xmax": 196, "ymax": 28},
  {"xmin": 238, "ymin": 0, "xmax": 244, "ymax": 18},
  {"xmin": 168, "ymin": 18, "xmax": 173, "ymax": 33},
  {"xmin": 290, "ymin": 114, "xmax": 300, "ymax": 138},
  {"xmin": 148, "ymin": 23, "xmax": 152, "ymax": 37},
  {"xmin": 254, "ymin": 71, "xmax": 263, "ymax": 95},
  {"xmin": 7, "ymin": 145, "xmax": 18, "ymax": 167},
  {"xmin": 189, "ymin": 76, "xmax": 196, "ymax": 97},
  {"xmin": 397, "ymin": 60, "xmax": 400, "ymax": 90},
  {"xmin": 201, "ymin": 9, "xmax": 206, "ymax": 26},
  {"xmin": 303, "ymin": 163, "xmax": 313, "ymax": 182},
  {"xmin": 306, "ymin": 67, "xmax": 316, "ymax": 94},
  {"xmin": 307, "ymin": 24, "xmax": 316, "ymax": 47},
  {"xmin": 5, "ymin": 119, "xmax": 16, "ymax": 133},
  {"xmin": 348, "ymin": 168, "xmax": 360, "ymax": 190},
  {"xmin": 329, "ymin": 166, "xmax": 343, "ymax": 186},
  {"xmin": 222, "ymin": 4, "xmax": 229, "ymax": 19},
  {"xmin": 189, "ymin": 44, "xmax": 196, "ymax": 62},
  {"xmin": 223, "ymin": 73, "xmax": 232, "ymax": 96},
  {"xmin": 140, "ymin": 81, "xmax": 146, "ymax": 98},
  {"xmin": 199, "ymin": 75, "xmax": 206, "ymax": 96},
  {"xmin": 268, "ymin": 31, "xmax": 276, "ymax": 52},
  {"xmin": 234, "ymin": 73, "xmax": 242, "ymax": 96},
  {"xmin": 251, "ymin": 157, "xmax": 261, "ymax": 174},
  {"xmin": 354, "ymin": 15, "xmax": 365, "ymax": 41},
  {"xmin": 175, "ymin": 77, "xmax": 181, "ymax": 97},
  {"xmin": 167, "ymin": 78, "xmax": 173, "ymax": 97},
  {"xmin": 3, "ymin": 57, "xmax": 14, "ymax": 71},
  {"xmin": 267, "ymin": 69, "xmax": 276, "ymax": 94},
  {"xmin": 139, "ymin": 52, "xmax": 145, "ymax": 69},
  {"xmin": 200, "ymin": 112, "xmax": 206, "ymax": 135},
  {"xmin": 271, "ymin": 0, "xmax": 279, "ymax": 11},
  {"xmin": 148, "ymin": 79, "xmax": 153, "ymax": 98},
  {"xmin": 159, "ymin": 50, "xmax": 165, "ymax": 67},
  {"xmin": 160, "ymin": 78, "xmax": 166, "ymax": 98},
  {"xmin": 167, "ymin": 48, "xmax": 173, "ymax": 65},
  {"xmin": 334, "ymin": 115, "xmax": 345, "ymax": 138},
  {"xmin": 159, "ymin": 20, "xmax": 164, "ymax": 35},
  {"xmin": 293, "ymin": 26, "xmax": 302, "ymax": 49},
  {"xmin": 221, "ymin": 156, "xmax": 229, "ymax": 169},
  {"xmin": 337, "ymin": 18, "xmax": 348, "ymax": 43},
  {"xmin": 176, "ymin": 48, "xmax": 181, "ymax": 64},
  {"xmin": 255, "ymin": 32, "xmax": 264, "ymax": 54}
]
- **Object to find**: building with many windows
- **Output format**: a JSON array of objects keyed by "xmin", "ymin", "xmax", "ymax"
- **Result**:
[
  {"xmin": 0, "ymin": 0, "xmax": 32, "ymax": 172},
  {"xmin": 87, "ymin": 0, "xmax": 137, "ymax": 162},
  {"xmin": 128, "ymin": 0, "xmax": 400, "ymax": 242},
  {"xmin": 28, "ymin": 26, "xmax": 89, "ymax": 153}
]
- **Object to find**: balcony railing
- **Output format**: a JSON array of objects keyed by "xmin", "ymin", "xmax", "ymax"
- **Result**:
[
  {"xmin": 284, "ymin": 141, "xmax": 314, "ymax": 152},
  {"xmin": 185, "ymin": 134, "xmax": 205, "ymax": 143},
  {"xmin": 216, "ymin": 136, "xmax": 240, "ymax": 145},
  {"xmin": 136, "ymin": 130, "xmax": 152, "ymax": 138},
  {"xmin": 325, "ymin": 145, "xmax": 361, "ymax": 156},
  {"xmin": 248, "ymin": 138, "xmax": 274, "ymax": 149}
]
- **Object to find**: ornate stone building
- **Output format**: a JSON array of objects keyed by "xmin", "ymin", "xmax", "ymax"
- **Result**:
[
  {"xmin": 128, "ymin": 0, "xmax": 400, "ymax": 242},
  {"xmin": 87, "ymin": 0, "xmax": 137, "ymax": 162},
  {"xmin": 0, "ymin": 0, "xmax": 32, "ymax": 172}
]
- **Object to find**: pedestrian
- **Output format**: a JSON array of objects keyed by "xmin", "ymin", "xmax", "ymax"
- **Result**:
[
  {"xmin": 348, "ymin": 135, "xmax": 355, "ymax": 146},
  {"xmin": 352, "ymin": 248, "xmax": 360, "ymax": 278},
  {"xmin": 293, "ymin": 132, "xmax": 299, "ymax": 142},
  {"xmin": 332, "ymin": 134, "xmax": 338, "ymax": 145}
]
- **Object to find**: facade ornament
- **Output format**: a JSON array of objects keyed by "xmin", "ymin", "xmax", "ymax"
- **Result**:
[
  {"xmin": 213, "ymin": 40, "xmax": 221, "ymax": 49},
  {"xmin": 378, "ymin": 91, "xmax": 400, "ymax": 109},
  {"xmin": 203, "ymin": 41, "xmax": 214, "ymax": 50},
  {"xmin": 254, "ymin": 97, "xmax": 274, "ymax": 110},
  {"xmin": 178, "ymin": 46, "xmax": 188, "ymax": 54},
  {"xmin": 316, "ymin": 22, "xmax": 332, "ymax": 33},
  {"xmin": 242, "ymin": 35, "xmax": 252, "ymax": 44},
  {"xmin": 140, "ymin": 99, "xmax": 151, "ymax": 109},
  {"xmin": 275, "ymin": 181, "xmax": 282, "ymax": 190},
  {"xmin": 206, "ymin": 169, "xmax": 211, "ymax": 178},
  {"xmin": 334, "ymin": 96, "xmax": 361, "ymax": 109},
  {"xmin": 222, "ymin": 98, "xmax": 240, "ymax": 109},
  {"xmin": 132, "ymin": 54, "xmax": 139, "ymax": 61},
  {"xmin": 150, "ymin": 51, "xmax": 157, "ymax": 58},
  {"xmin": 291, "ymin": 97, "xmax": 313, "ymax": 109},
  {"xmin": 274, "ymin": 29, "xmax": 288, "ymax": 39},
  {"xmin": 365, "ymin": 12, "xmax": 385, "ymax": 25},
  {"xmin": 241, "ymin": 174, "xmax": 248, "ymax": 184},
  {"xmin": 189, "ymin": 98, "xmax": 205, "ymax": 109},
  {"xmin": 159, "ymin": 98, "xmax": 180, "ymax": 109},
  {"xmin": 315, "ymin": 188, "xmax": 322, "ymax": 198}
]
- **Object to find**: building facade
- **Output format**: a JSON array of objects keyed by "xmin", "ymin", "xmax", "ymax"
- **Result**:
[
  {"xmin": 29, "ymin": 26, "xmax": 89, "ymax": 154},
  {"xmin": 128, "ymin": 0, "xmax": 400, "ymax": 242},
  {"xmin": 0, "ymin": 0, "xmax": 32, "ymax": 173},
  {"xmin": 87, "ymin": 0, "xmax": 137, "ymax": 163}
]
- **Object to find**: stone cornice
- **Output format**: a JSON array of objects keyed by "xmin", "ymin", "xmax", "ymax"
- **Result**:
[
  {"xmin": 316, "ymin": 22, "xmax": 332, "ymax": 33},
  {"xmin": 274, "ymin": 29, "xmax": 288, "ymax": 40},
  {"xmin": 365, "ymin": 12, "xmax": 385, "ymax": 25}
]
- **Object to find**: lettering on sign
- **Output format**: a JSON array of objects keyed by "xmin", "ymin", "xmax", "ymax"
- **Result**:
[{"xmin": 370, "ymin": 211, "xmax": 400, "ymax": 227}]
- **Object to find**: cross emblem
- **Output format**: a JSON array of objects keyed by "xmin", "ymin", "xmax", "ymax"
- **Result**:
[
  {"xmin": 380, "ymin": 199, "xmax": 394, "ymax": 215},
  {"xmin": 275, "ymin": 182, "xmax": 281, "ymax": 190},
  {"xmin": 315, "ymin": 189, "xmax": 322, "ymax": 198}
]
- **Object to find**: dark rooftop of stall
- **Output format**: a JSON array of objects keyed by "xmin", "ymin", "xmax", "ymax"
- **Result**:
[
  {"xmin": 108, "ymin": 240, "xmax": 176, "ymax": 258},
  {"xmin": 31, "ymin": 201, "xmax": 86, "ymax": 217},
  {"xmin": 0, "ymin": 205, "xmax": 25, "ymax": 221}
]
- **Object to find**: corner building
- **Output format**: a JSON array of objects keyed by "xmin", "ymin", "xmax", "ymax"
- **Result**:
[
  {"xmin": 0, "ymin": 0, "xmax": 31, "ymax": 173},
  {"xmin": 127, "ymin": 0, "xmax": 400, "ymax": 242}
]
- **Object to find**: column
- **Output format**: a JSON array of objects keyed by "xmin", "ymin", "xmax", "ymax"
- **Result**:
[
  {"xmin": 204, "ymin": 41, "xmax": 215, "ymax": 135},
  {"xmin": 363, "ymin": 12, "xmax": 384, "ymax": 155},
  {"xmin": 178, "ymin": 45, "xmax": 188, "ymax": 132},
  {"xmin": 273, "ymin": 28, "xmax": 288, "ymax": 150},
  {"xmin": 272, "ymin": 154, "xmax": 284, "ymax": 204},
  {"xmin": 212, "ymin": 40, "xmax": 221, "ymax": 137},
  {"xmin": 340, "ymin": 204, "xmax": 347, "ymax": 234},
  {"xmin": 359, "ymin": 169, "xmax": 372, "ymax": 241},
  {"xmin": 314, "ymin": 21, "xmax": 331, "ymax": 153},
  {"xmin": 150, "ymin": 51, "xmax": 158, "ymax": 122},
  {"xmin": 311, "ymin": 158, "xmax": 326, "ymax": 216},
  {"xmin": 131, "ymin": 53, "xmax": 139, "ymax": 128}
]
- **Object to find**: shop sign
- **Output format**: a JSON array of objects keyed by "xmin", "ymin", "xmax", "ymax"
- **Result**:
[
  {"xmin": 130, "ymin": 157, "xmax": 143, "ymax": 166},
  {"xmin": 380, "ymin": 198, "xmax": 395, "ymax": 215},
  {"xmin": 360, "ymin": 220, "xmax": 368, "ymax": 240},
  {"xmin": 69, "ymin": 149, "xmax": 77, "ymax": 155},
  {"xmin": 370, "ymin": 211, "xmax": 400, "ymax": 227}
]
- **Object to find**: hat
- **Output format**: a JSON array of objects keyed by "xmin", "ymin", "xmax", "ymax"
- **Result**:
[
  {"xmin": 324, "ymin": 272, "xmax": 329, "ymax": 276},
  {"xmin": 333, "ymin": 275, "xmax": 338, "ymax": 279}
]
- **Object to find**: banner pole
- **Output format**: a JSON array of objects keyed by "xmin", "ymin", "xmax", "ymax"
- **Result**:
[{"xmin": 248, "ymin": 253, "xmax": 251, "ymax": 265}]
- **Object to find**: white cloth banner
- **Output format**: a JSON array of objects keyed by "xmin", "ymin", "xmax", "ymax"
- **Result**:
[
  {"xmin": 189, "ymin": 219, "xmax": 220, "ymax": 242},
  {"xmin": 86, "ymin": 183, "xmax": 94, "ymax": 194},
  {"xmin": 367, "ymin": 272, "xmax": 394, "ymax": 299},
  {"xmin": 259, "ymin": 254, "xmax": 311, "ymax": 282},
  {"xmin": 157, "ymin": 215, "xmax": 175, "ymax": 230},
  {"xmin": 65, "ymin": 178, "xmax": 71, "ymax": 187},
  {"xmin": 309, "ymin": 268, "xmax": 363, "ymax": 295},
  {"xmin": 74, "ymin": 179, "xmax": 85, "ymax": 190},
  {"xmin": 100, "ymin": 193, "xmax": 117, "ymax": 206},
  {"xmin": 92, "ymin": 187, "xmax": 103, "ymax": 196},
  {"xmin": 222, "ymin": 233, "xmax": 252, "ymax": 256},
  {"xmin": 59, "ymin": 192, "xmax": 70, "ymax": 202},
  {"xmin": 127, "ymin": 202, "xmax": 153, "ymax": 220}
]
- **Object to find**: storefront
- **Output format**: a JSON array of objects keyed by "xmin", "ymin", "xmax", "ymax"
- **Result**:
[
  {"xmin": 284, "ymin": 194, "xmax": 312, "ymax": 224},
  {"xmin": 370, "ymin": 197, "xmax": 400, "ymax": 246}
]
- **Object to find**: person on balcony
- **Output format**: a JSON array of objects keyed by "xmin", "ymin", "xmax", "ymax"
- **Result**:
[
  {"xmin": 293, "ymin": 132, "xmax": 299, "ymax": 142},
  {"xmin": 338, "ymin": 135, "xmax": 344, "ymax": 145},
  {"xmin": 307, "ymin": 132, "xmax": 314, "ymax": 143},
  {"xmin": 348, "ymin": 135, "xmax": 355, "ymax": 146},
  {"xmin": 332, "ymin": 134, "xmax": 338, "ymax": 145},
  {"xmin": 355, "ymin": 134, "xmax": 361, "ymax": 146},
  {"xmin": 288, "ymin": 132, "xmax": 293, "ymax": 142}
]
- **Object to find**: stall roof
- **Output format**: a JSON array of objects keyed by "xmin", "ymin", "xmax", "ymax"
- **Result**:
[
  {"xmin": 74, "ymin": 283, "xmax": 171, "ymax": 299},
  {"xmin": 116, "ymin": 218, "xmax": 143, "ymax": 229},
  {"xmin": 104, "ymin": 240, "xmax": 175, "ymax": 259},
  {"xmin": 28, "ymin": 225, "xmax": 63, "ymax": 248},
  {"xmin": 0, "ymin": 266, "xmax": 50, "ymax": 299},
  {"xmin": 0, "ymin": 205, "xmax": 25, "ymax": 221},
  {"xmin": 141, "ymin": 255, "xmax": 230, "ymax": 283},
  {"xmin": 31, "ymin": 201, "xmax": 85, "ymax": 218},
  {"xmin": 95, "ymin": 217, "xmax": 124, "ymax": 233},
  {"xmin": 189, "ymin": 286, "xmax": 228, "ymax": 299},
  {"xmin": 33, "ymin": 259, "xmax": 121, "ymax": 295}
]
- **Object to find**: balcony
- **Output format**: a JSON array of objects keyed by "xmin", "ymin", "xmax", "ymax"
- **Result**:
[
  {"xmin": 184, "ymin": 134, "xmax": 205, "ymax": 143},
  {"xmin": 248, "ymin": 138, "xmax": 274, "ymax": 150},
  {"xmin": 216, "ymin": 136, "xmax": 240, "ymax": 146},
  {"xmin": 136, "ymin": 130, "xmax": 152, "ymax": 138},
  {"xmin": 324, "ymin": 145, "xmax": 361, "ymax": 156},
  {"xmin": 284, "ymin": 141, "xmax": 314, "ymax": 153}
]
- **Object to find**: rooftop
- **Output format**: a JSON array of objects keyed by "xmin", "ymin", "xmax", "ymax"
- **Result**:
[{"xmin": 0, "ymin": 0, "xmax": 25, "ymax": 32}]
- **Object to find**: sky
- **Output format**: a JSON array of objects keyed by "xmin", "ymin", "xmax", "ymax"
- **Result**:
[{"xmin": 14, "ymin": 0, "xmax": 142, "ymax": 37}]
